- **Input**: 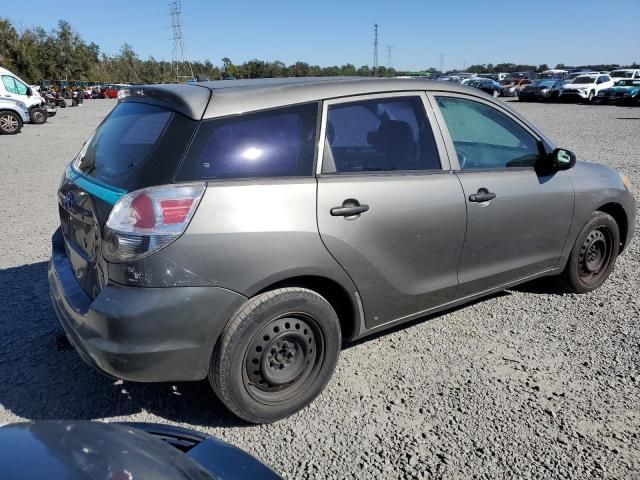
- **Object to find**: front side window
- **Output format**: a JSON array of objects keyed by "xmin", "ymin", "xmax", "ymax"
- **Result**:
[
  {"xmin": 177, "ymin": 103, "xmax": 318, "ymax": 180},
  {"xmin": 323, "ymin": 96, "xmax": 441, "ymax": 173},
  {"xmin": 2, "ymin": 76, "xmax": 17, "ymax": 94},
  {"xmin": 435, "ymin": 96, "xmax": 540, "ymax": 170}
]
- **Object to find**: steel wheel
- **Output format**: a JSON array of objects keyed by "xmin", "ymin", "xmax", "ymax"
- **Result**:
[
  {"xmin": 577, "ymin": 227, "xmax": 613, "ymax": 285},
  {"xmin": 244, "ymin": 313, "xmax": 324, "ymax": 405},
  {"xmin": 0, "ymin": 112, "xmax": 20, "ymax": 133}
]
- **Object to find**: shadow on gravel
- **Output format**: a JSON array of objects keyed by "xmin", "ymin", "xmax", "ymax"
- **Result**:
[
  {"xmin": 510, "ymin": 276, "xmax": 567, "ymax": 295},
  {"xmin": 0, "ymin": 261, "xmax": 246, "ymax": 428},
  {"xmin": 345, "ymin": 290, "xmax": 513, "ymax": 349}
]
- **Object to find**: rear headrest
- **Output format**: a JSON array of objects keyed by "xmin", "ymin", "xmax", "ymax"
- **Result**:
[{"xmin": 367, "ymin": 120, "xmax": 414, "ymax": 153}]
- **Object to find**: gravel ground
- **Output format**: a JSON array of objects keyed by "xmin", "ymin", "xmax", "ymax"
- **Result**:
[{"xmin": 0, "ymin": 98, "xmax": 638, "ymax": 479}]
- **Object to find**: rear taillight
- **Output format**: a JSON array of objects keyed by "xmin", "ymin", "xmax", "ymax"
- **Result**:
[{"xmin": 103, "ymin": 183, "xmax": 205, "ymax": 262}]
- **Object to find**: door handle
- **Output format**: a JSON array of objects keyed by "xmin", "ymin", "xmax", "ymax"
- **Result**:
[
  {"xmin": 469, "ymin": 189, "xmax": 496, "ymax": 203},
  {"xmin": 330, "ymin": 199, "xmax": 369, "ymax": 217}
]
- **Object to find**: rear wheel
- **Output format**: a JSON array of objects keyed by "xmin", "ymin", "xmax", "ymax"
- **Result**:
[
  {"xmin": 559, "ymin": 211, "xmax": 619, "ymax": 293},
  {"xmin": 30, "ymin": 107, "xmax": 47, "ymax": 124},
  {"xmin": 210, "ymin": 288, "xmax": 341, "ymax": 423},
  {"xmin": 0, "ymin": 111, "xmax": 22, "ymax": 135}
]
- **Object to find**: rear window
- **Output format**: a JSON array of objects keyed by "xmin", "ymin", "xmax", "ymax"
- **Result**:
[
  {"xmin": 176, "ymin": 103, "xmax": 319, "ymax": 180},
  {"xmin": 74, "ymin": 102, "xmax": 196, "ymax": 190}
]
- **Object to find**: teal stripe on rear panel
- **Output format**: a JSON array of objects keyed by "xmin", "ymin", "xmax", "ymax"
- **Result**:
[{"xmin": 66, "ymin": 165, "xmax": 127, "ymax": 205}]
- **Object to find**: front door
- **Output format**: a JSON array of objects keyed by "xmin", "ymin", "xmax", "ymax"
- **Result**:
[
  {"xmin": 431, "ymin": 94, "xmax": 574, "ymax": 298},
  {"xmin": 316, "ymin": 93, "xmax": 467, "ymax": 328}
]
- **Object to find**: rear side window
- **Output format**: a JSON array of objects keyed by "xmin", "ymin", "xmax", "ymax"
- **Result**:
[
  {"xmin": 323, "ymin": 96, "xmax": 441, "ymax": 173},
  {"xmin": 177, "ymin": 103, "xmax": 318, "ymax": 180},
  {"xmin": 74, "ymin": 102, "xmax": 197, "ymax": 190}
]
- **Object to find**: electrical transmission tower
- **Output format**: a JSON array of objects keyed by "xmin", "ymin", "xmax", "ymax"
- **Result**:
[
  {"xmin": 373, "ymin": 24, "xmax": 379, "ymax": 76},
  {"xmin": 169, "ymin": 1, "xmax": 195, "ymax": 82},
  {"xmin": 386, "ymin": 45, "xmax": 394, "ymax": 68}
]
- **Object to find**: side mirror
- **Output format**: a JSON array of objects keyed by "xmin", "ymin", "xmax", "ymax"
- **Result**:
[
  {"xmin": 26, "ymin": 86, "xmax": 33, "ymax": 97},
  {"xmin": 551, "ymin": 148, "xmax": 576, "ymax": 170}
]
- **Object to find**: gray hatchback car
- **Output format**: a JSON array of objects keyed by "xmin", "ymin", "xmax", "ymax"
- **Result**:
[{"xmin": 49, "ymin": 78, "xmax": 636, "ymax": 423}]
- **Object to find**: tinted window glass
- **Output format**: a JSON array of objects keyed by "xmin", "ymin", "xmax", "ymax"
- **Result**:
[
  {"xmin": 178, "ymin": 103, "xmax": 318, "ymax": 180},
  {"xmin": 435, "ymin": 96, "xmax": 540, "ymax": 170},
  {"xmin": 323, "ymin": 96, "xmax": 440, "ymax": 173},
  {"xmin": 74, "ymin": 101, "xmax": 197, "ymax": 190}
]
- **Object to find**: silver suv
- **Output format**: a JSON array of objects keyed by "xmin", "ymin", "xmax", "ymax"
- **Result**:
[{"xmin": 49, "ymin": 78, "xmax": 636, "ymax": 423}]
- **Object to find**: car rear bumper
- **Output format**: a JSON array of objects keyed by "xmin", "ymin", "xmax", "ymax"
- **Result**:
[{"xmin": 49, "ymin": 228, "xmax": 247, "ymax": 382}]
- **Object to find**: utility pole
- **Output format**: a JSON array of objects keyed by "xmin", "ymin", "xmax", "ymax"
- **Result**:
[
  {"xmin": 373, "ymin": 24, "xmax": 379, "ymax": 76},
  {"xmin": 170, "ymin": 1, "xmax": 195, "ymax": 83},
  {"xmin": 386, "ymin": 45, "xmax": 394, "ymax": 69}
]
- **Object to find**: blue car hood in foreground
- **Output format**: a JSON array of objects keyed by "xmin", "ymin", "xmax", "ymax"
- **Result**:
[{"xmin": 0, "ymin": 421, "xmax": 281, "ymax": 480}]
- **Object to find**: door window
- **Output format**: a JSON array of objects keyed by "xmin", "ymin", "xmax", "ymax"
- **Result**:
[
  {"xmin": 323, "ymin": 96, "xmax": 441, "ymax": 173},
  {"xmin": 1, "ymin": 76, "xmax": 28, "ymax": 95},
  {"xmin": 435, "ymin": 96, "xmax": 540, "ymax": 170}
]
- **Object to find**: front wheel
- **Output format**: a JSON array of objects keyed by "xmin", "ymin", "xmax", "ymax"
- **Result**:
[
  {"xmin": 0, "ymin": 111, "xmax": 23, "ymax": 135},
  {"xmin": 587, "ymin": 90, "xmax": 595, "ymax": 103},
  {"xmin": 210, "ymin": 288, "xmax": 341, "ymax": 423},
  {"xmin": 30, "ymin": 107, "xmax": 47, "ymax": 124},
  {"xmin": 492, "ymin": 89, "xmax": 499, "ymax": 98},
  {"xmin": 559, "ymin": 211, "xmax": 620, "ymax": 293}
]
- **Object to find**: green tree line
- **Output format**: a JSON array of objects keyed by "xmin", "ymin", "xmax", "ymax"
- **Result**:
[
  {"xmin": 2, "ymin": 18, "xmax": 637, "ymax": 84},
  {"xmin": 0, "ymin": 18, "xmax": 397, "ymax": 83}
]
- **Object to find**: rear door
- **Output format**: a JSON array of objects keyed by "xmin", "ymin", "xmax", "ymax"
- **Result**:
[
  {"xmin": 430, "ymin": 93, "xmax": 574, "ymax": 298},
  {"xmin": 316, "ymin": 92, "xmax": 467, "ymax": 328}
]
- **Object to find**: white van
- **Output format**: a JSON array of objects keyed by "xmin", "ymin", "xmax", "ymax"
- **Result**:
[{"xmin": 0, "ymin": 67, "xmax": 44, "ymax": 107}]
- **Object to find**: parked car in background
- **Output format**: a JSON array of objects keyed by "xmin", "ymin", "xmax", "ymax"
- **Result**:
[
  {"xmin": 559, "ymin": 74, "xmax": 614, "ymax": 102},
  {"xmin": 0, "ymin": 421, "xmax": 281, "ymax": 479},
  {"xmin": 0, "ymin": 97, "xmax": 30, "ymax": 134},
  {"xmin": 466, "ymin": 78, "xmax": 502, "ymax": 97},
  {"xmin": 506, "ymin": 71, "xmax": 536, "ymax": 81},
  {"xmin": 50, "ymin": 78, "xmax": 636, "ymax": 423},
  {"xmin": 609, "ymin": 69, "xmax": 640, "ymax": 81},
  {"xmin": 565, "ymin": 71, "xmax": 599, "ymax": 82},
  {"xmin": 596, "ymin": 78, "xmax": 640, "ymax": 105},
  {"xmin": 518, "ymin": 79, "xmax": 567, "ymax": 102},
  {"xmin": 538, "ymin": 69, "xmax": 569, "ymax": 80},
  {"xmin": 478, "ymin": 73, "xmax": 508, "ymax": 81},
  {"xmin": 501, "ymin": 78, "xmax": 533, "ymax": 97}
]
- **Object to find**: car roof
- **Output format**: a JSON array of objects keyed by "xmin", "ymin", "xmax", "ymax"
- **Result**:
[
  {"xmin": 125, "ymin": 77, "xmax": 478, "ymax": 119},
  {"xmin": 196, "ymin": 77, "xmax": 475, "ymax": 118}
]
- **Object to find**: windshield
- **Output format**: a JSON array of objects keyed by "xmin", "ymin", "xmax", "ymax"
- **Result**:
[
  {"xmin": 610, "ymin": 70, "xmax": 633, "ymax": 78},
  {"xmin": 572, "ymin": 76, "xmax": 595, "ymax": 84}
]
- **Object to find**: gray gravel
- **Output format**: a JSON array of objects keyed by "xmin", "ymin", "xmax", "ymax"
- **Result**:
[{"xmin": 0, "ymin": 99, "xmax": 639, "ymax": 479}]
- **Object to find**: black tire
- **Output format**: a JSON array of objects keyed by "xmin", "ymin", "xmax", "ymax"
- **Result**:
[
  {"xmin": 0, "ymin": 110, "xmax": 22, "ymax": 135},
  {"xmin": 30, "ymin": 107, "xmax": 47, "ymax": 124},
  {"xmin": 587, "ymin": 90, "xmax": 595, "ymax": 103},
  {"xmin": 209, "ymin": 287, "xmax": 342, "ymax": 423},
  {"xmin": 559, "ymin": 211, "xmax": 620, "ymax": 293}
]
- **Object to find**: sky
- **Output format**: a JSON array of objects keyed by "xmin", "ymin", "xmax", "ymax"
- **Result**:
[{"xmin": 4, "ymin": 0, "xmax": 639, "ymax": 71}]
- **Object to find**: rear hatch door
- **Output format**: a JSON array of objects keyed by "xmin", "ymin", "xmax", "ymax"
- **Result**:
[{"xmin": 57, "ymin": 96, "xmax": 203, "ymax": 298}]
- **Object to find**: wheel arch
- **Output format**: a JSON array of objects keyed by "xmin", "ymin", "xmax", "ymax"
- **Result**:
[
  {"xmin": 597, "ymin": 202, "xmax": 628, "ymax": 253},
  {"xmin": 254, "ymin": 275, "xmax": 360, "ymax": 341}
]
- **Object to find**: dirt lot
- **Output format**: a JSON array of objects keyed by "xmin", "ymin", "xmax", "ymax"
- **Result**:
[{"xmin": 0, "ymin": 98, "xmax": 638, "ymax": 479}]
